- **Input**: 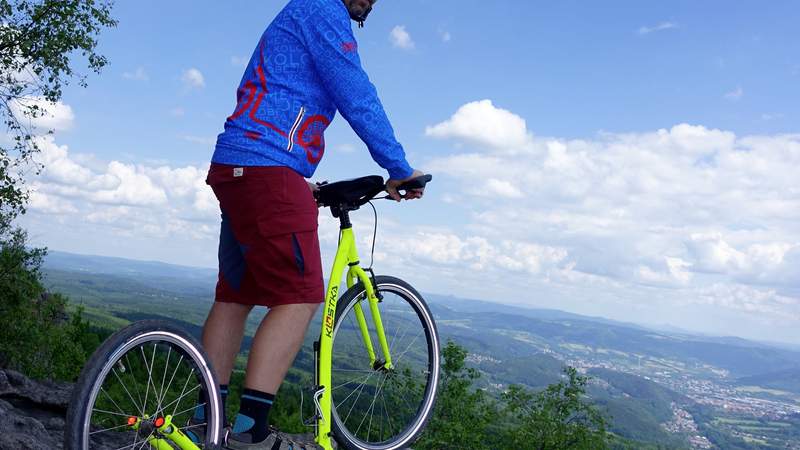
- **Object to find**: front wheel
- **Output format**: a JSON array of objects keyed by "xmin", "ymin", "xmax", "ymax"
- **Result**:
[
  {"xmin": 65, "ymin": 320, "xmax": 224, "ymax": 450},
  {"xmin": 330, "ymin": 276, "xmax": 440, "ymax": 450}
]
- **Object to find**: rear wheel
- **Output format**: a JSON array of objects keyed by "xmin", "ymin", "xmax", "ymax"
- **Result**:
[
  {"xmin": 65, "ymin": 320, "xmax": 224, "ymax": 450},
  {"xmin": 330, "ymin": 276, "xmax": 440, "ymax": 450}
]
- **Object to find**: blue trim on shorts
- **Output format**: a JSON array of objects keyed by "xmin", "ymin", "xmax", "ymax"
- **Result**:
[
  {"xmin": 219, "ymin": 210, "xmax": 247, "ymax": 290},
  {"xmin": 292, "ymin": 233, "xmax": 305, "ymax": 275}
]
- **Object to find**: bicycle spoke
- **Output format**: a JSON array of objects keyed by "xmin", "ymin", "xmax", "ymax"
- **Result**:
[
  {"xmin": 146, "ymin": 344, "xmax": 160, "ymax": 411},
  {"xmin": 388, "ymin": 310, "xmax": 403, "ymax": 353},
  {"xmin": 111, "ymin": 366, "xmax": 143, "ymax": 417},
  {"xmin": 356, "ymin": 372, "xmax": 388, "ymax": 437},
  {"xmin": 124, "ymin": 354, "xmax": 146, "ymax": 413},
  {"xmin": 342, "ymin": 369, "xmax": 378, "ymax": 426},
  {"xmin": 381, "ymin": 386, "xmax": 391, "ymax": 437},
  {"xmin": 155, "ymin": 354, "xmax": 185, "ymax": 418},
  {"xmin": 92, "ymin": 407, "xmax": 134, "ymax": 418},
  {"xmin": 333, "ymin": 372, "xmax": 373, "ymax": 391},
  {"xmin": 182, "ymin": 421, "xmax": 208, "ymax": 430},
  {"xmin": 134, "ymin": 432, "xmax": 155, "ymax": 450},
  {"xmin": 389, "ymin": 319, "xmax": 410, "ymax": 355},
  {"xmin": 173, "ymin": 401, "xmax": 205, "ymax": 419},
  {"xmin": 335, "ymin": 370, "xmax": 374, "ymax": 406},
  {"xmin": 131, "ymin": 425, "xmax": 138, "ymax": 450},
  {"xmin": 99, "ymin": 387, "xmax": 129, "ymax": 419},
  {"xmin": 171, "ymin": 367, "xmax": 197, "ymax": 417},
  {"xmin": 155, "ymin": 346, "xmax": 172, "ymax": 415},
  {"xmin": 165, "ymin": 380, "xmax": 200, "ymax": 417},
  {"xmin": 140, "ymin": 346, "xmax": 153, "ymax": 413},
  {"xmin": 392, "ymin": 330, "xmax": 423, "ymax": 365}
]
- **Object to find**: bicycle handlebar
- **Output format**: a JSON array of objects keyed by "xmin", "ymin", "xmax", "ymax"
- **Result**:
[
  {"xmin": 314, "ymin": 174, "xmax": 433, "ymax": 213},
  {"xmin": 394, "ymin": 174, "xmax": 433, "ymax": 193}
]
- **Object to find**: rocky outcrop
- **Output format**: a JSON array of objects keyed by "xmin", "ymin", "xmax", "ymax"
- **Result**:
[{"xmin": 0, "ymin": 369, "xmax": 70, "ymax": 450}]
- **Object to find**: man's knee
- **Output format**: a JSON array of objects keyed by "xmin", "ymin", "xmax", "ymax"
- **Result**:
[
  {"xmin": 294, "ymin": 302, "xmax": 321, "ymax": 317},
  {"xmin": 271, "ymin": 302, "xmax": 320, "ymax": 318},
  {"xmin": 212, "ymin": 301, "xmax": 254, "ymax": 317}
]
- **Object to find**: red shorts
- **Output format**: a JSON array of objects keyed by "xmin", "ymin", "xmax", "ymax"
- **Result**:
[{"xmin": 206, "ymin": 163, "xmax": 324, "ymax": 307}]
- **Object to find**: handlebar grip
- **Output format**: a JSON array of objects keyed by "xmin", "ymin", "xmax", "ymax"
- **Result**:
[{"xmin": 397, "ymin": 174, "xmax": 433, "ymax": 191}]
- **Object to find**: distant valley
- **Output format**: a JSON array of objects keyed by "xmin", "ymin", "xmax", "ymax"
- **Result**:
[{"xmin": 43, "ymin": 251, "xmax": 800, "ymax": 449}]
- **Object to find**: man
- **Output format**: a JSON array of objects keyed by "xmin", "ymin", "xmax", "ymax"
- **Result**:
[{"xmin": 197, "ymin": 0, "xmax": 425, "ymax": 448}]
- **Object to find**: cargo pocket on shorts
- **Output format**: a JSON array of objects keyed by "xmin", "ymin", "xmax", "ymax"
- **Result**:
[{"xmin": 256, "ymin": 211, "xmax": 317, "ymax": 278}]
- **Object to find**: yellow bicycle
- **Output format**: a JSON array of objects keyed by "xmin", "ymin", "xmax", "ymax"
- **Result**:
[{"xmin": 65, "ymin": 175, "xmax": 441, "ymax": 450}]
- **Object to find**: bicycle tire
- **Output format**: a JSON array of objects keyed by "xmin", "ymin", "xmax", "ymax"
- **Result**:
[
  {"xmin": 65, "ymin": 320, "xmax": 224, "ymax": 450},
  {"xmin": 330, "ymin": 276, "xmax": 440, "ymax": 450}
]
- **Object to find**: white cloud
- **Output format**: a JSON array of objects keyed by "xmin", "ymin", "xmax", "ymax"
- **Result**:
[
  {"xmin": 724, "ymin": 86, "xmax": 743, "ymax": 101},
  {"xmin": 424, "ymin": 101, "xmax": 800, "ymax": 326},
  {"xmin": 390, "ymin": 25, "xmax": 415, "ymax": 50},
  {"xmin": 10, "ymin": 97, "xmax": 75, "ymax": 133},
  {"xmin": 637, "ymin": 257, "xmax": 693, "ymax": 287},
  {"xmin": 123, "ymin": 67, "xmax": 149, "ymax": 81},
  {"xmin": 425, "ymin": 100, "xmax": 533, "ymax": 151},
  {"xmin": 483, "ymin": 178, "xmax": 523, "ymax": 199},
  {"xmin": 27, "ymin": 190, "xmax": 78, "ymax": 215},
  {"xmin": 28, "ymin": 135, "xmax": 218, "ymax": 234},
  {"xmin": 695, "ymin": 283, "xmax": 800, "ymax": 321},
  {"xmin": 181, "ymin": 68, "xmax": 206, "ymax": 89},
  {"xmin": 439, "ymin": 30, "xmax": 452, "ymax": 42},
  {"xmin": 687, "ymin": 233, "xmax": 799, "ymax": 286},
  {"xmin": 380, "ymin": 230, "xmax": 569, "ymax": 276},
  {"xmin": 638, "ymin": 22, "xmax": 678, "ymax": 35}
]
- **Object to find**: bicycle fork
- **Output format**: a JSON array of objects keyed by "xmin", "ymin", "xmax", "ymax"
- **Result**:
[{"xmin": 314, "ymin": 227, "xmax": 394, "ymax": 450}]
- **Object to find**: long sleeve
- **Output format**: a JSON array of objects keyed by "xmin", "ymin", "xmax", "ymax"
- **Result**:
[{"xmin": 298, "ymin": 0, "xmax": 414, "ymax": 180}]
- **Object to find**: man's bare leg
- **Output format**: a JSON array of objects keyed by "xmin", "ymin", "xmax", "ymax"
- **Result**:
[
  {"xmin": 202, "ymin": 302, "xmax": 254, "ymax": 385},
  {"xmin": 244, "ymin": 302, "xmax": 320, "ymax": 393}
]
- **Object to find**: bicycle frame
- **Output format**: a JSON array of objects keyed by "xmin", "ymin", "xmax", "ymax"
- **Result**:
[
  {"xmin": 124, "ymin": 224, "xmax": 392, "ymax": 450},
  {"xmin": 315, "ymin": 225, "xmax": 394, "ymax": 450}
]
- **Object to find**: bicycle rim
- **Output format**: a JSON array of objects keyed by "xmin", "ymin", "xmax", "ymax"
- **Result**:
[
  {"xmin": 79, "ymin": 329, "xmax": 221, "ymax": 449},
  {"xmin": 331, "ymin": 279, "xmax": 440, "ymax": 450}
]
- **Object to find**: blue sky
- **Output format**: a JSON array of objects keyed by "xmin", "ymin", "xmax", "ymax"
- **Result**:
[{"xmin": 19, "ymin": 1, "xmax": 800, "ymax": 343}]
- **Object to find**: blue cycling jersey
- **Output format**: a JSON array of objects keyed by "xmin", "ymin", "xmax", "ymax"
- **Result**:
[{"xmin": 212, "ymin": 0, "xmax": 414, "ymax": 180}]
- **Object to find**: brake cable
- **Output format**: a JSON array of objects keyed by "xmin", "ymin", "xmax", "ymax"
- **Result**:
[{"xmin": 366, "ymin": 200, "xmax": 378, "ymax": 270}]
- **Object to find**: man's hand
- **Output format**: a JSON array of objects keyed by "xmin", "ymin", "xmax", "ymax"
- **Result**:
[{"xmin": 386, "ymin": 169, "xmax": 426, "ymax": 202}]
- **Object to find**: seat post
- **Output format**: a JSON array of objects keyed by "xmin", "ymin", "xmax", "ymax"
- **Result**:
[{"xmin": 337, "ymin": 207, "xmax": 352, "ymax": 229}]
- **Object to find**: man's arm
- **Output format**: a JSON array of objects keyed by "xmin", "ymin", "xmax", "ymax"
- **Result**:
[{"xmin": 298, "ymin": 0, "xmax": 414, "ymax": 181}]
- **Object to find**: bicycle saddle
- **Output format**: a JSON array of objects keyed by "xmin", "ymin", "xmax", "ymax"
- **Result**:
[{"xmin": 315, "ymin": 175, "xmax": 386, "ymax": 208}]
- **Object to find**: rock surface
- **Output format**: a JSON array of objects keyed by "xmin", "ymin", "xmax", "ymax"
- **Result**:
[{"xmin": 0, "ymin": 369, "xmax": 69, "ymax": 449}]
